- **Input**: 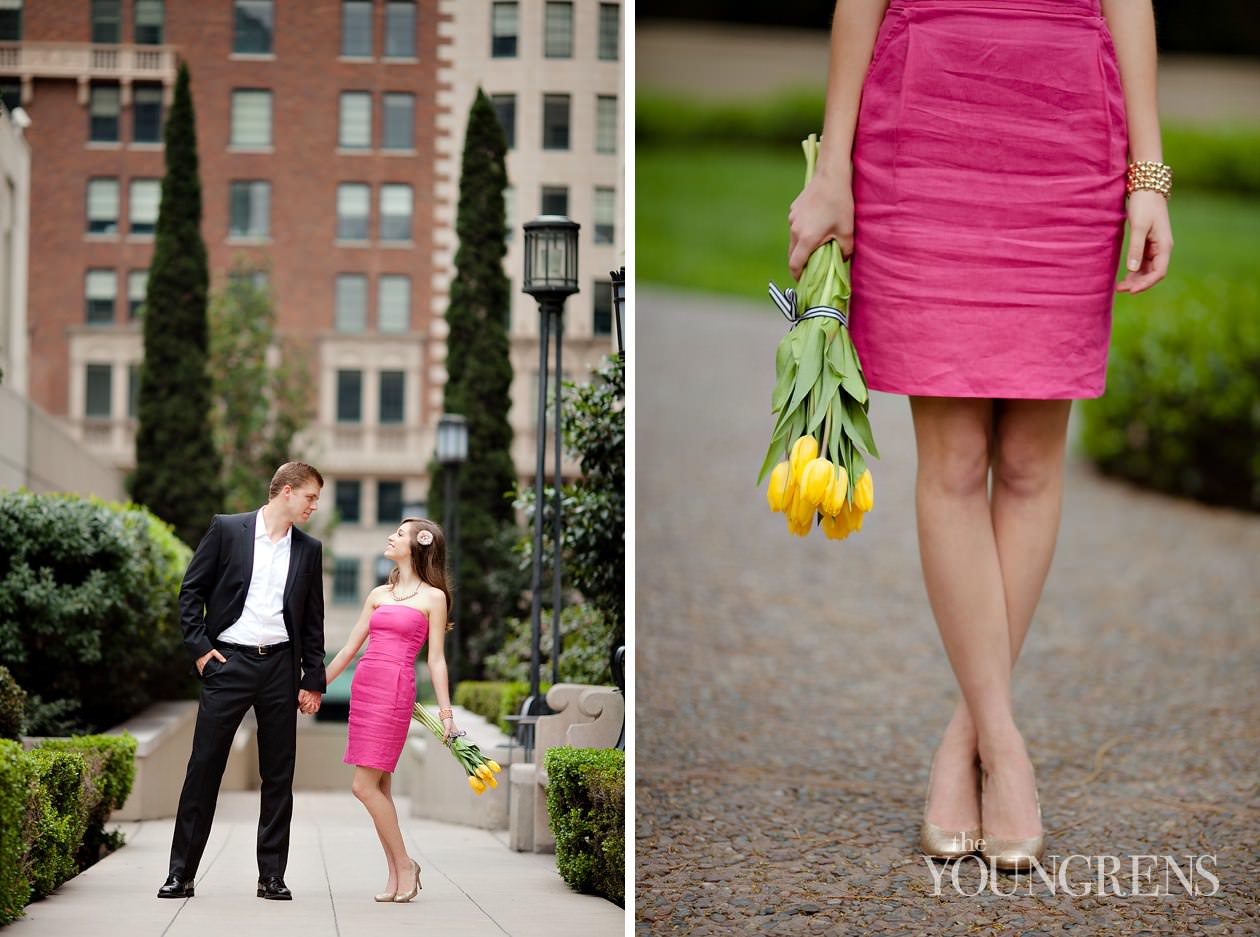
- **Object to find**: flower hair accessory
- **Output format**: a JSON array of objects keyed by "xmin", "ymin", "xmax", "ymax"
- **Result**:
[{"xmin": 416, "ymin": 529, "xmax": 434, "ymax": 546}]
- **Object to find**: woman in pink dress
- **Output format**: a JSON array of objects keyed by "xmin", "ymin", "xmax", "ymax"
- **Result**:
[
  {"xmin": 325, "ymin": 517, "xmax": 461, "ymax": 901},
  {"xmin": 788, "ymin": 0, "xmax": 1172, "ymax": 869}
]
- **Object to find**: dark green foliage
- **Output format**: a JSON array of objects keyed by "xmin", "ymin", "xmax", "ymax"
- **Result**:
[
  {"xmin": 429, "ymin": 88, "xmax": 518, "ymax": 676},
  {"xmin": 22, "ymin": 697, "xmax": 80, "ymax": 738},
  {"xmin": 453, "ymin": 680, "xmax": 551, "ymax": 735},
  {"xmin": 210, "ymin": 261, "xmax": 314, "ymax": 514},
  {"xmin": 0, "ymin": 740, "xmax": 33, "ymax": 925},
  {"xmin": 130, "ymin": 61, "xmax": 223, "ymax": 545},
  {"xmin": 545, "ymin": 747, "xmax": 625, "ymax": 905},
  {"xmin": 23, "ymin": 749, "xmax": 87, "ymax": 900},
  {"xmin": 38, "ymin": 735, "xmax": 137, "ymax": 869},
  {"xmin": 0, "ymin": 665, "xmax": 26, "ymax": 740},
  {"xmin": 0, "ymin": 491, "xmax": 195, "ymax": 732},
  {"xmin": 484, "ymin": 604, "xmax": 614, "ymax": 688},
  {"xmin": 1080, "ymin": 276, "xmax": 1260, "ymax": 511}
]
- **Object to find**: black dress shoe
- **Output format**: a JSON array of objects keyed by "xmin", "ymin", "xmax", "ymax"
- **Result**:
[
  {"xmin": 157, "ymin": 874, "xmax": 194, "ymax": 898},
  {"xmin": 257, "ymin": 876, "xmax": 293, "ymax": 900}
]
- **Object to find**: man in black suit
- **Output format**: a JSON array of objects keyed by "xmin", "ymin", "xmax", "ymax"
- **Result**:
[{"xmin": 158, "ymin": 462, "xmax": 327, "ymax": 901}]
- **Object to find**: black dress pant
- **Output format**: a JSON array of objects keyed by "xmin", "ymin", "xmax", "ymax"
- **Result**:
[{"xmin": 168, "ymin": 648, "xmax": 296, "ymax": 881}]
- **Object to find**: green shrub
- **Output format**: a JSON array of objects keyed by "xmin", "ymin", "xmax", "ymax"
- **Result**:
[
  {"xmin": 1081, "ymin": 275, "xmax": 1260, "ymax": 510},
  {"xmin": 0, "ymin": 665, "xmax": 26, "ymax": 741},
  {"xmin": 0, "ymin": 740, "xmax": 33, "ymax": 925},
  {"xmin": 454, "ymin": 680, "xmax": 553, "ymax": 735},
  {"xmin": 0, "ymin": 491, "xmax": 195, "ymax": 732},
  {"xmin": 23, "ymin": 749, "xmax": 88, "ymax": 900},
  {"xmin": 38, "ymin": 734, "xmax": 137, "ymax": 868},
  {"xmin": 484, "ymin": 605, "xmax": 614, "ymax": 688},
  {"xmin": 545, "ymin": 747, "xmax": 625, "ymax": 905}
]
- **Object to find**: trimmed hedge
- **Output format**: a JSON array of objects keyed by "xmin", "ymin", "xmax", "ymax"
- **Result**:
[
  {"xmin": 1081, "ymin": 275, "xmax": 1260, "ymax": 510},
  {"xmin": 545, "ymin": 747, "xmax": 625, "ymax": 906},
  {"xmin": 0, "ymin": 491, "xmax": 194, "ymax": 733},
  {"xmin": 0, "ymin": 733, "xmax": 136, "ymax": 924},
  {"xmin": 0, "ymin": 665, "xmax": 25, "ymax": 741},
  {"xmin": 455, "ymin": 680, "xmax": 552, "ymax": 735}
]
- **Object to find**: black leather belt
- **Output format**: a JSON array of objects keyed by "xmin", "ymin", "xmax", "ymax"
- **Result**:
[{"xmin": 216, "ymin": 640, "xmax": 292, "ymax": 657}]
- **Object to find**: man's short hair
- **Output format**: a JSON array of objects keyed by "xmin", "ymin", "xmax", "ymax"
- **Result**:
[{"xmin": 269, "ymin": 462, "xmax": 324, "ymax": 499}]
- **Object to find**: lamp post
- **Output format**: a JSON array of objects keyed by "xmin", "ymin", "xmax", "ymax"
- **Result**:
[
  {"xmin": 522, "ymin": 215, "xmax": 579, "ymax": 715},
  {"xmin": 435, "ymin": 413, "xmax": 468, "ymax": 694},
  {"xmin": 610, "ymin": 267, "xmax": 625, "ymax": 360}
]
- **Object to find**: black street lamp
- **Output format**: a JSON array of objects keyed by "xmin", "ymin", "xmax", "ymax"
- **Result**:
[
  {"xmin": 522, "ymin": 215, "xmax": 579, "ymax": 714},
  {"xmin": 435, "ymin": 413, "xmax": 468, "ymax": 694},
  {"xmin": 610, "ymin": 266, "xmax": 625, "ymax": 360}
]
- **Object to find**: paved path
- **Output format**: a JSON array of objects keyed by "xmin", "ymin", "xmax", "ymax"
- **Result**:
[
  {"xmin": 637, "ymin": 21, "xmax": 1260, "ymax": 125},
  {"xmin": 634, "ymin": 288, "xmax": 1260, "ymax": 934},
  {"xmin": 10, "ymin": 791, "xmax": 624, "ymax": 936}
]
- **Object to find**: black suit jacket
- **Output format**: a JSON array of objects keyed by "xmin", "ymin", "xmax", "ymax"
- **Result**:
[{"xmin": 178, "ymin": 511, "xmax": 327, "ymax": 695}]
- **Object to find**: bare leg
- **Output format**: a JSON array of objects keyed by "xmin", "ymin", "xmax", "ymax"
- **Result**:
[
  {"xmin": 910, "ymin": 397, "xmax": 1039, "ymax": 839},
  {"xmin": 351, "ymin": 767, "xmax": 410, "ymax": 894}
]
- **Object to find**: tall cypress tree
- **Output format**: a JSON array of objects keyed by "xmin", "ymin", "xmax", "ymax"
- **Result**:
[
  {"xmin": 130, "ymin": 62, "xmax": 222, "ymax": 545},
  {"xmin": 429, "ymin": 89, "xmax": 517, "ymax": 675}
]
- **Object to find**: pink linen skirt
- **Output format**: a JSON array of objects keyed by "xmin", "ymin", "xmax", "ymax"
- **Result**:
[{"xmin": 849, "ymin": 0, "xmax": 1128, "ymax": 399}]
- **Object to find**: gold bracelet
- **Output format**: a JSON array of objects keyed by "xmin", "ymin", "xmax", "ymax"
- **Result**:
[{"xmin": 1126, "ymin": 160, "xmax": 1172, "ymax": 198}]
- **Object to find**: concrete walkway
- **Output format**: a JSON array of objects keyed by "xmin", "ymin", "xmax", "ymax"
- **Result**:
[
  {"xmin": 10, "ymin": 792, "xmax": 624, "ymax": 936},
  {"xmin": 635, "ymin": 288, "xmax": 1260, "ymax": 934}
]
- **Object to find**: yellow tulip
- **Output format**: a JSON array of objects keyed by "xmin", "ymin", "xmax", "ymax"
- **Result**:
[
  {"xmin": 789, "ymin": 435, "xmax": 819, "ymax": 482},
  {"xmin": 476, "ymin": 764, "xmax": 492, "ymax": 781},
  {"xmin": 821, "ymin": 466, "xmax": 850, "ymax": 515},
  {"xmin": 487, "ymin": 760, "xmax": 502, "ymax": 774},
  {"xmin": 469, "ymin": 776, "xmax": 487, "ymax": 795},
  {"xmin": 854, "ymin": 469, "xmax": 874, "ymax": 512},
  {"xmin": 821, "ymin": 513, "xmax": 851, "ymax": 541},
  {"xmin": 788, "ymin": 492, "xmax": 815, "ymax": 527},
  {"xmin": 800, "ymin": 458, "xmax": 835, "ymax": 507},
  {"xmin": 766, "ymin": 461, "xmax": 793, "ymax": 513},
  {"xmin": 485, "ymin": 773, "xmax": 498, "ymax": 789},
  {"xmin": 787, "ymin": 515, "xmax": 811, "ymax": 537}
]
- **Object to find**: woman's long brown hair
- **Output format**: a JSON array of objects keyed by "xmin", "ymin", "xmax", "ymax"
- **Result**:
[{"xmin": 387, "ymin": 517, "xmax": 453, "ymax": 630}]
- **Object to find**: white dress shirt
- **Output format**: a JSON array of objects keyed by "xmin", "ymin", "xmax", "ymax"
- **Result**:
[{"xmin": 218, "ymin": 508, "xmax": 292, "ymax": 646}]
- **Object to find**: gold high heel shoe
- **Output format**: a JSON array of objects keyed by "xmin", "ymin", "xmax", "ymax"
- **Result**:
[
  {"xmin": 392, "ymin": 859, "xmax": 421, "ymax": 903},
  {"xmin": 978, "ymin": 764, "xmax": 1045, "ymax": 871},
  {"xmin": 919, "ymin": 753, "xmax": 982, "ymax": 859},
  {"xmin": 374, "ymin": 890, "xmax": 397, "ymax": 902}
]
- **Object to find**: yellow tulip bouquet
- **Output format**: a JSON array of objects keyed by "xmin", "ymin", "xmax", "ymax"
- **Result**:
[
  {"xmin": 758, "ymin": 133, "xmax": 879, "ymax": 539},
  {"xmin": 411, "ymin": 703, "xmax": 502, "ymax": 795}
]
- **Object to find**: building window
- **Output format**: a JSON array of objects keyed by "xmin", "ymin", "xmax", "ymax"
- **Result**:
[
  {"xmin": 231, "ymin": 89, "xmax": 272, "ymax": 148},
  {"xmin": 377, "ymin": 481, "xmax": 403, "ymax": 525},
  {"xmin": 593, "ymin": 279, "xmax": 612, "ymax": 336},
  {"xmin": 384, "ymin": 1, "xmax": 415, "ymax": 58},
  {"xmin": 335, "ymin": 479, "xmax": 362, "ymax": 523},
  {"xmin": 85, "ymin": 269, "xmax": 117, "ymax": 325},
  {"xmin": 379, "ymin": 371, "xmax": 404, "ymax": 424},
  {"xmin": 0, "ymin": 80, "xmax": 19, "ymax": 114},
  {"xmin": 594, "ymin": 187, "xmax": 615, "ymax": 244},
  {"xmin": 596, "ymin": 95, "xmax": 617, "ymax": 154},
  {"xmin": 335, "ymin": 274, "xmax": 368, "ymax": 332},
  {"xmin": 336, "ymin": 183, "xmax": 370, "ymax": 240},
  {"xmin": 379, "ymin": 184, "xmax": 411, "ymax": 242},
  {"xmin": 128, "ymin": 270, "xmax": 148, "ymax": 318},
  {"xmin": 381, "ymin": 93, "xmax": 414, "ymax": 150},
  {"xmin": 599, "ymin": 3, "xmax": 620, "ymax": 61},
  {"xmin": 229, "ymin": 269, "xmax": 269, "ymax": 292},
  {"xmin": 341, "ymin": 0, "xmax": 372, "ymax": 57},
  {"xmin": 332, "ymin": 557, "xmax": 358, "ymax": 604},
  {"xmin": 0, "ymin": 0, "xmax": 20, "ymax": 41},
  {"xmin": 337, "ymin": 370, "xmax": 362, "ymax": 423},
  {"xmin": 234, "ymin": 0, "xmax": 274, "ymax": 54},
  {"xmin": 339, "ymin": 92, "xmax": 372, "ymax": 149},
  {"xmin": 85, "ymin": 364, "xmax": 112, "ymax": 418},
  {"xmin": 91, "ymin": 0, "xmax": 121, "ymax": 43},
  {"xmin": 542, "ymin": 94, "xmax": 570, "ymax": 150},
  {"xmin": 228, "ymin": 180, "xmax": 270, "ymax": 238},
  {"xmin": 378, "ymin": 275, "xmax": 410, "ymax": 333},
  {"xmin": 544, "ymin": 2, "xmax": 572, "ymax": 59},
  {"xmin": 87, "ymin": 178, "xmax": 119, "ymax": 234},
  {"xmin": 89, "ymin": 84, "xmax": 121, "ymax": 142},
  {"xmin": 127, "ymin": 364, "xmax": 140, "ymax": 419},
  {"xmin": 490, "ymin": 93, "xmax": 515, "ymax": 149},
  {"xmin": 134, "ymin": 0, "xmax": 164, "ymax": 44},
  {"xmin": 129, "ymin": 178, "xmax": 160, "ymax": 235},
  {"xmin": 541, "ymin": 185, "xmax": 568, "ymax": 217},
  {"xmin": 133, "ymin": 85, "xmax": 164, "ymax": 142},
  {"xmin": 490, "ymin": 2, "xmax": 517, "ymax": 58}
]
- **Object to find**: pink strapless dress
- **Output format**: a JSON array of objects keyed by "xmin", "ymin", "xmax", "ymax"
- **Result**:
[
  {"xmin": 343, "ymin": 604, "xmax": 429, "ymax": 772},
  {"xmin": 849, "ymin": 0, "xmax": 1128, "ymax": 398}
]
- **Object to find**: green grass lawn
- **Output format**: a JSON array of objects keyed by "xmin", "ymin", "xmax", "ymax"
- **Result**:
[{"xmin": 637, "ymin": 142, "xmax": 1260, "ymax": 308}]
